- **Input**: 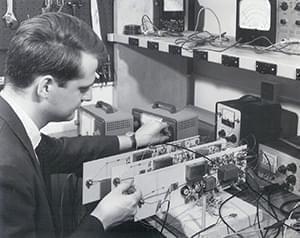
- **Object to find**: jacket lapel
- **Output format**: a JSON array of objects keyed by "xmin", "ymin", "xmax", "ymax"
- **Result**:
[{"xmin": 0, "ymin": 96, "xmax": 47, "ymax": 189}]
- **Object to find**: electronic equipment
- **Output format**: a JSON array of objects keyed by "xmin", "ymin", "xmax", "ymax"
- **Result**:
[
  {"xmin": 110, "ymin": 144, "xmax": 248, "ymax": 221},
  {"xmin": 153, "ymin": 0, "xmax": 186, "ymax": 32},
  {"xmin": 236, "ymin": 0, "xmax": 300, "ymax": 46},
  {"xmin": 257, "ymin": 140, "xmax": 300, "ymax": 196},
  {"xmin": 236, "ymin": 0, "xmax": 277, "ymax": 46},
  {"xmin": 132, "ymin": 101, "xmax": 199, "ymax": 141},
  {"xmin": 277, "ymin": 0, "xmax": 300, "ymax": 42},
  {"xmin": 83, "ymin": 135, "xmax": 215, "ymax": 204},
  {"xmin": 215, "ymin": 96, "xmax": 281, "ymax": 147},
  {"xmin": 78, "ymin": 101, "xmax": 133, "ymax": 136},
  {"xmin": 82, "ymin": 134, "xmax": 248, "ymax": 214},
  {"xmin": 83, "ymin": 134, "xmax": 249, "ymax": 228}
]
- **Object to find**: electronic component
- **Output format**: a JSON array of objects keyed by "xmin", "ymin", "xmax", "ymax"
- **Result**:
[
  {"xmin": 132, "ymin": 101, "xmax": 199, "ymax": 141},
  {"xmin": 217, "ymin": 164, "xmax": 240, "ymax": 185},
  {"xmin": 82, "ymin": 135, "xmax": 208, "ymax": 204},
  {"xmin": 215, "ymin": 96, "xmax": 281, "ymax": 148},
  {"xmin": 78, "ymin": 101, "xmax": 133, "ymax": 136},
  {"xmin": 113, "ymin": 144, "xmax": 248, "ymax": 220},
  {"xmin": 185, "ymin": 160, "xmax": 208, "ymax": 182},
  {"xmin": 153, "ymin": 156, "xmax": 173, "ymax": 169},
  {"xmin": 258, "ymin": 140, "xmax": 300, "ymax": 196},
  {"xmin": 153, "ymin": 0, "xmax": 186, "ymax": 32},
  {"xmin": 84, "ymin": 141, "xmax": 249, "ymax": 221},
  {"xmin": 202, "ymin": 175, "xmax": 217, "ymax": 192}
]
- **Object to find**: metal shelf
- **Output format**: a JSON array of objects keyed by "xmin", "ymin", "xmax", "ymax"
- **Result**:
[{"xmin": 107, "ymin": 33, "xmax": 300, "ymax": 80}]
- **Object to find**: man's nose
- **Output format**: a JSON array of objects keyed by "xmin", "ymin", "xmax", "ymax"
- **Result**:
[{"xmin": 81, "ymin": 88, "xmax": 93, "ymax": 102}]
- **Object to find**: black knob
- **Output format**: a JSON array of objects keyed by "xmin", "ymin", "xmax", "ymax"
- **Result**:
[
  {"xmin": 281, "ymin": 182, "xmax": 289, "ymax": 191},
  {"xmin": 287, "ymin": 163, "xmax": 297, "ymax": 173},
  {"xmin": 85, "ymin": 179, "xmax": 93, "ymax": 188},
  {"xmin": 296, "ymin": 20, "xmax": 300, "ymax": 26},
  {"xmin": 280, "ymin": 19, "xmax": 287, "ymax": 25},
  {"xmin": 113, "ymin": 177, "xmax": 121, "ymax": 187},
  {"xmin": 295, "ymin": 2, "xmax": 300, "ymax": 11},
  {"xmin": 226, "ymin": 134, "xmax": 237, "ymax": 143},
  {"xmin": 286, "ymin": 175, "xmax": 296, "ymax": 185},
  {"xmin": 277, "ymin": 165, "xmax": 287, "ymax": 174},
  {"xmin": 280, "ymin": 2, "xmax": 289, "ymax": 11},
  {"xmin": 180, "ymin": 185, "xmax": 190, "ymax": 197},
  {"xmin": 218, "ymin": 129, "xmax": 226, "ymax": 138}
]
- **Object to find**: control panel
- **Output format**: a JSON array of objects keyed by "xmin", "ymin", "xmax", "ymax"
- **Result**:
[
  {"xmin": 111, "ymin": 144, "xmax": 248, "ymax": 221},
  {"xmin": 258, "ymin": 142, "xmax": 300, "ymax": 196},
  {"xmin": 83, "ymin": 133, "xmax": 249, "ymax": 220},
  {"xmin": 277, "ymin": 0, "xmax": 300, "ymax": 42},
  {"xmin": 216, "ymin": 103, "xmax": 241, "ymax": 146},
  {"xmin": 83, "ymin": 135, "xmax": 210, "ymax": 204}
]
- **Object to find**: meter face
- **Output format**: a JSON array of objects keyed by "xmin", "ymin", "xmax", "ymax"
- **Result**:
[
  {"xmin": 239, "ymin": 0, "xmax": 271, "ymax": 31},
  {"xmin": 163, "ymin": 0, "xmax": 184, "ymax": 12}
]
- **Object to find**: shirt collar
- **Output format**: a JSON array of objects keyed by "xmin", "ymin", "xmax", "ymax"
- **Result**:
[{"xmin": 0, "ymin": 90, "xmax": 41, "ymax": 150}]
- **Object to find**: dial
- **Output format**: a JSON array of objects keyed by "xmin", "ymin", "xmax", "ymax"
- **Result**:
[{"xmin": 239, "ymin": 0, "xmax": 271, "ymax": 31}]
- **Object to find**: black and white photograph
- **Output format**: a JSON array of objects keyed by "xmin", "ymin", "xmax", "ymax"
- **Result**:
[{"xmin": 0, "ymin": 1, "xmax": 300, "ymax": 237}]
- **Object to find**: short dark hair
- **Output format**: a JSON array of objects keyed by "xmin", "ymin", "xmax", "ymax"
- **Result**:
[{"xmin": 5, "ymin": 12, "xmax": 106, "ymax": 88}]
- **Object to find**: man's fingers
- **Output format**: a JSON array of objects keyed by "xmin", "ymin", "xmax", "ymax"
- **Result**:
[{"xmin": 116, "ymin": 180, "xmax": 134, "ymax": 192}]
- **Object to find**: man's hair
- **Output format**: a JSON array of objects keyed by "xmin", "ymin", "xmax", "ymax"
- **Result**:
[{"xmin": 5, "ymin": 12, "xmax": 106, "ymax": 88}]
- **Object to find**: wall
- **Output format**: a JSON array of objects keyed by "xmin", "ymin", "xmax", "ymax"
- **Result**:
[
  {"xmin": 113, "ymin": 0, "xmax": 193, "ymax": 112},
  {"xmin": 0, "ymin": 0, "xmax": 115, "ymax": 134}
]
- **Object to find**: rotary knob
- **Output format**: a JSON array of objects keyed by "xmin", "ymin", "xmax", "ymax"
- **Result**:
[
  {"xmin": 286, "ymin": 175, "xmax": 296, "ymax": 185},
  {"xmin": 295, "ymin": 2, "xmax": 300, "ymax": 11},
  {"xmin": 218, "ymin": 129, "xmax": 226, "ymax": 138},
  {"xmin": 280, "ymin": 2, "xmax": 288, "ymax": 11},
  {"xmin": 280, "ymin": 19, "xmax": 287, "ymax": 25},
  {"xmin": 287, "ymin": 163, "xmax": 297, "ymax": 173}
]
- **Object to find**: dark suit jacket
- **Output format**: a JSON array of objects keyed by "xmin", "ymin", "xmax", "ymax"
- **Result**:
[{"xmin": 0, "ymin": 96, "xmax": 120, "ymax": 238}]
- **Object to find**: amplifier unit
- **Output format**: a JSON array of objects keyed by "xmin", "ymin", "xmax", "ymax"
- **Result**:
[
  {"xmin": 78, "ymin": 101, "xmax": 133, "ymax": 136},
  {"xmin": 216, "ymin": 96, "xmax": 281, "ymax": 147},
  {"xmin": 258, "ymin": 140, "xmax": 300, "ymax": 196},
  {"xmin": 132, "ymin": 101, "xmax": 198, "ymax": 141}
]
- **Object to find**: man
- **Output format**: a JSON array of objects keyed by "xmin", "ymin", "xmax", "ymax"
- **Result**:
[{"xmin": 0, "ymin": 12, "xmax": 169, "ymax": 238}]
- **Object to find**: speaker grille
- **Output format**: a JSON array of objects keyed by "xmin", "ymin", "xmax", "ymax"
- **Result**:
[
  {"xmin": 178, "ymin": 119, "xmax": 196, "ymax": 130},
  {"xmin": 107, "ymin": 120, "xmax": 131, "ymax": 131}
]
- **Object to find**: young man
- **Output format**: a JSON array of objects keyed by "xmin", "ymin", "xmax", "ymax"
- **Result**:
[{"xmin": 0, "ymin": 12, "xmax": 169, "ymax": 238}]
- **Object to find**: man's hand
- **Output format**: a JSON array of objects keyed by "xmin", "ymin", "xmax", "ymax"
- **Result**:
[
  {"xmin": 91, "ymin": 181, "xmax": 142, "ymax": 230},
  {"xmin": 135, "ymin": 120, "xmax": 170, "ymax": 148}
]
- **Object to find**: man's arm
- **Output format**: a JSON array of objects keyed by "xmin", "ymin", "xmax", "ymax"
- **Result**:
[
  {"xmin": 37, "ymin": 120, "xmax": 169, "ymax": 174},
  {"xmin": 36, "ymin": 134, "xmax": 120, "ymax": 174}
]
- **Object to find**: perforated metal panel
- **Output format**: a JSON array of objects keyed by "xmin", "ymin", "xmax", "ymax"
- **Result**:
[{"xmin": 106, "ymin": 119, "xmax": 132, "ymax": 132}]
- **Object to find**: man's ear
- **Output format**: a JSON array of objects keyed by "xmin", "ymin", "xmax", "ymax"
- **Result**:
[{"xmin": 36, "ymin": 75, "xmax": 55, "ymax": 99}]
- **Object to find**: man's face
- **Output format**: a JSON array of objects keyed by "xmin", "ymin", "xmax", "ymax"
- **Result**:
[{"xmin": 47, "ymin": 52, "xmax": 97, "ymax": 122}]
